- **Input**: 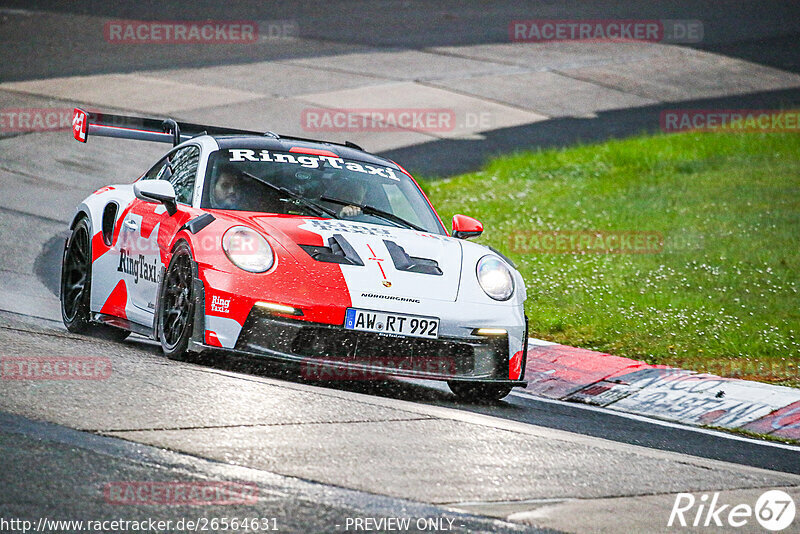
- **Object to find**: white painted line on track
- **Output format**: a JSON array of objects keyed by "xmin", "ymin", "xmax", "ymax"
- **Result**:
[{"xmin": 510, "ymin": 389, "xmax": 800, "ymax": 452}]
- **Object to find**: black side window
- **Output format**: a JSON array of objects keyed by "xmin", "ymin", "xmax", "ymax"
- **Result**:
[
  {"xmin": 168, "ymin": 146, "xmax": 200, "ymax": 205},
  {"xmin": 141, "ymin": 146, "xmax": 199, "ymax": 205},
  {"xmin": 143, "ymin": 156, "xmax": 171, "ymax": 181}
]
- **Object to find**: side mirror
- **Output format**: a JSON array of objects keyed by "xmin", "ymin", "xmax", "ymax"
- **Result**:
[
  {"xmin": 134, "ymin": 180, "xmax": 178, "ymax": 216},
  {"xmin": 451, "ymin": 214, "xmax": 483, "ymax": 239}
]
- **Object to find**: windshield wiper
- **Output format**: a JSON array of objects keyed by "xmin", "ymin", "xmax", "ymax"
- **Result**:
[
  {"xmin": 241, "ymin": 172, "xmax": 339, "ymax": 219},
  {"xmin": 319, "ymin": 196, "xmax": 425, "ymax": 231}
]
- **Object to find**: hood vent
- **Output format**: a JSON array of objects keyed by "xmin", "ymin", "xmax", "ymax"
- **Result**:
[
  {"xmin": 383, "ymin": 240, "xmax": 442, "ymax": 275},
  {"xmin": 299, "ymin": 234, "xmax": 364, "ymax": 266}
]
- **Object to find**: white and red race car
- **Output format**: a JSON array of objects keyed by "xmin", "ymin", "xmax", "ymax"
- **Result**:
[{"xmin": 62, "ymin": 108, "xmax": 528, "ymax": 401}]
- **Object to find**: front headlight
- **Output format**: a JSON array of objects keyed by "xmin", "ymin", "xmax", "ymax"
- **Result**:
[
  {"xmin": 222, "ymin": 226, "xmax": 274, "ymax": 273},
  {"xmin": 477, "ymin": 255, "xmax": 514, "ymax": 301}
]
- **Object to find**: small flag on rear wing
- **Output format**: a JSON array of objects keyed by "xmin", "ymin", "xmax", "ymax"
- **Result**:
[{"xmin": 70, "ymin": 108, "xmax": 262, "ymax": 145}]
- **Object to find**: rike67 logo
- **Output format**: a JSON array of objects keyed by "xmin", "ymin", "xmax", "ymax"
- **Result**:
[{"xmin": 669, "ymin": 490, "xmax": 796, "ymax": 531}]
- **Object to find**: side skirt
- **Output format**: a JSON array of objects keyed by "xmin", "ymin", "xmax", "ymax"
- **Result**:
[{"xmin": 93, "ymin": 313, "xmax": 154, "ymax": 338}]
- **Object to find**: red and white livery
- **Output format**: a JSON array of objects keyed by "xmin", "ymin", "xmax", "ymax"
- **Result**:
[{"xmin": 61, "ymin": 109, "xmax": 528, "ymax": 401}]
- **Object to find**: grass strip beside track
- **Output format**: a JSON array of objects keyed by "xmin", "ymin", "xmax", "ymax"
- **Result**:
[{"xmin": 421, "ymin": 132, "xmax": 800, "ymax": 387}]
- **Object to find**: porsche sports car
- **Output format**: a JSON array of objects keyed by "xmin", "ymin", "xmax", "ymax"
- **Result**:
[{"xmin": 62, "ymin": 108, "xmax": 528, "ymax": 401}]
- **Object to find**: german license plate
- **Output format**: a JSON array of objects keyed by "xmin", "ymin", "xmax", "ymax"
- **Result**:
[{"xmin": 344, "ymin": 308, "xmax": 439, "ymax": 339}]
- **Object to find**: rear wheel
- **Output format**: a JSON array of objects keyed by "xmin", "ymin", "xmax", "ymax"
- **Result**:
[
  {"xmin": 158, "ymin": 241, "xmax": 195, "ymax": 360},
  {"xmin": 448, "ymin": 381, "xmax": 513, "ymax": 402},
  {"xmin": 61, "ymin": 218, "xmax": 129, "ymax": 341}
]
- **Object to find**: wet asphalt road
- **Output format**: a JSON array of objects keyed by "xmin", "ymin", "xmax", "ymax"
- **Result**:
[
  {"xmin": 1, "ymin": 2, "xmax": 799, "ymax": 533},
  {"xmin": 1, "ymin": 0, "xmax": 799, "ymax": 81},
  {"xmin": 1, "ymin": 310, "xmax": 798, "ymax": 533}
]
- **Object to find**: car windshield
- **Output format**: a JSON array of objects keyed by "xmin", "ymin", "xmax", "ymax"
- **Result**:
[{"xmin": 202, "ymin": 148, "xmax": 444, "ymax": 234}]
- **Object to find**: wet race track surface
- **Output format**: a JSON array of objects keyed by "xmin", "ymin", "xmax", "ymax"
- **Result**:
[{"xmin": 1, "ymin": 2, "xmax": 799, "ymax": 532}]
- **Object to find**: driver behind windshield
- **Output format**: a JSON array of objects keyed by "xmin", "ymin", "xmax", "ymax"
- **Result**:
[
  {"xmin": 324, "ymin": 177, "xmax": 368, "ymax": 218},
  {"xmin": 206, "ymin": 159, "xmax": 375, "ymax": 220},
  {"xmin": 208, "ymin": 164, "xmax": 293, "ymax": 213},
  {"xmin": 209, "ymin": 165, "xmax": 243, "ymax": 209}
]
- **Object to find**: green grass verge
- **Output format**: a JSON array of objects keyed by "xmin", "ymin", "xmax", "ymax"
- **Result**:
[{"xmin": 420, "ymin": 132, "xmax": 800, "ymax": 386}]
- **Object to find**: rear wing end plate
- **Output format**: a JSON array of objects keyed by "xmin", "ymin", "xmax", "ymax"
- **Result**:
[{"xmin": 71, "ymin": 108, "xmax": 260, "ymax": 146}]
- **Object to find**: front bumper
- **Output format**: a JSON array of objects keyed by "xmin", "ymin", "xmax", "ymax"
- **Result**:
[
  {"xmin": 190, "ymin": 265, "xmax": 527, "ymax": 385},
  {"xmin": 191, "ymin": 303, "xmax": 527, "ymax": 385}
]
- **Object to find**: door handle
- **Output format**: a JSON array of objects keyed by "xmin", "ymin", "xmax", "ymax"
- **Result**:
[{"xmin": 123, "ymin": 219, "xmax": 138, "ymax": 231}]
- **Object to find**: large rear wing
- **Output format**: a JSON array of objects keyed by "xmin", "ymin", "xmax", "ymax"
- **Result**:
[{"xmin": 71, "ymin": 108, "xmax": 263, "ymax": 146}]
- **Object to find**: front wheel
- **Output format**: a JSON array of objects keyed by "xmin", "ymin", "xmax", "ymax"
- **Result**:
[
  {"xmin": 158, "ymin": 241, "xmax": 195, "ymax": 360},
  {"xmin": 448, "ymin": 381, "xmax": 513, "ymax": 402}
]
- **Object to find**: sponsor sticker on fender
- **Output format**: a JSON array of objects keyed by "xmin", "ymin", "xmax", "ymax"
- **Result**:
[
  {"xmin": 117, "ymin": 248, "xmax": 161, "ymax": 284},
  {"xmin": 210, "ymin": 295, "xmax": 231, "ymax": 314}
]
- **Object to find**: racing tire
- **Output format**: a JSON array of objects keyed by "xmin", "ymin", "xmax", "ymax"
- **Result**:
[
  {"xmin": 158, "ymin": 241, "xmax": 195, "ymax": 361},
  {"xmin": 61, "ymin": 218, "xmax": 130, "ymax": 342},
  {"xmin": 447, "ymin": 381, "xmax": 513, "ymax": 402}
]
